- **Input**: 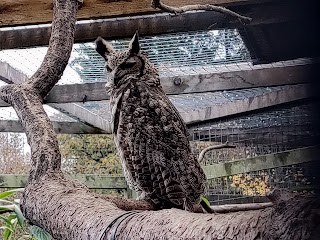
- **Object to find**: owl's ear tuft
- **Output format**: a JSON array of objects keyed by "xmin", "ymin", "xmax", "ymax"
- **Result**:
[
  {"xmin": 128, "ymin": 31, "xmax": 140, "ymax": 55},
  {"xmin": 95, "ymin": 36, "xmax": 114, "ymax": 60}
]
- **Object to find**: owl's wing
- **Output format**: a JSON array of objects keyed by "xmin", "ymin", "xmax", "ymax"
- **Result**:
[{"xmin": 125, "ymin": 87, "xmax": 206, "ymax": 208}]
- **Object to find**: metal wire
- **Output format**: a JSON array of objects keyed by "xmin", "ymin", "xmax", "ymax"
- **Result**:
[
  {"xmin": 0, "ymin": 27, "xmax": 317, "ymax": 85},
  {"xmin": 190, "ymin": 101, "xmax": 320, "ymax": 204},
  {"xmin": 207, "ymin": 162, "xmax": 320, "ymax": 205},
  {"xmin": 190, "ymin": 102, "xmax": 320, "ymax": 165},
  {"xmin": 0, "ymin": 29, "xmax": 251, "ymax": 84}
]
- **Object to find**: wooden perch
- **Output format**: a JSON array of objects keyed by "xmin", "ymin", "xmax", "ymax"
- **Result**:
[
  {"xmin": 151, "ymin": 0, "xmax": 252, "ymax": 24},
  {"xmin": 198, "ymin": 141, "xmax": 236, "ymax": 163},
  {"xmin": 0, "ymin": 0, "xmax": 319, "ymax": 239}
]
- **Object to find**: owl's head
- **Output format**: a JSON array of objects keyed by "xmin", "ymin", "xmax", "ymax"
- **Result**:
[{"xmin": 95, "ymin": 32, "xmax": 155, "ymax": 91}]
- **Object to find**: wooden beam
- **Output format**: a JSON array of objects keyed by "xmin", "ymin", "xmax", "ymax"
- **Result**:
[
  {"xmin": 0, "ymin": 119, "xmax": 104, "ymax": 134},
  {"xmin": 160, "ymin": 63, "xmax": 315, "ymax": 95},
  {"xmin": 182, "ymin": 84, "xmax": 313, "ymax": 124},
  {"xmin": 0, "ymin": 61, "xmax": 28, "ymax": 84},
  {"xmin": 49, "ymin": 83, "xmax": 314, "ymax": 130},
  {"xmin": 0, "ymin": 0, "xmax": 301, "ymax": 49},
  {"xmin": 2, "ymin": 146, "xmax": 317, "ymax": 188},
  {"xmin": 0, "ymin": 0, "xmax": 273, "ymax": 28},
  {"xmin": 0, "ymin": 63, "xmax": 315, "ymax": 106},
  {"xmin": 0, "ymin": 174, "xmax": 127, "ymax": 189},
  {"xmin": 49, "ymin": 103, "xmax": 112, "ymax": 133},
  {"xmin": 0, "ymin": 61, "xmax": 315, "ymax": 128},
  {"xmin": 202, "ymin": 145, "xmax": 320, "ymax": 179},
  {"xmin": 0, "ymin": 60, "xmax": 111, "ymax": 132}
]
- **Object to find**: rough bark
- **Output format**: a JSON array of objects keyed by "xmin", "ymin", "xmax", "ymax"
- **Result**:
[
  {"xmin": 115, "ymin": 189, "xmax": 320, "ymax": 240},
  {"xmin": 0, "ymin": 0, "xmax": 319, "ymax": 239}
]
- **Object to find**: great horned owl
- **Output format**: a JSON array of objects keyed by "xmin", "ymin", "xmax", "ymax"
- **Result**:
[{"xmin": 95, "ymin": 32, "xmax": 208, "ymax": 212}]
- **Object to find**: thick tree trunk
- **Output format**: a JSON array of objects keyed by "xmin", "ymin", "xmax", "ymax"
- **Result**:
[{"xmin": 0, "ymin": 0, "xmax": 319, "ymax": 239}]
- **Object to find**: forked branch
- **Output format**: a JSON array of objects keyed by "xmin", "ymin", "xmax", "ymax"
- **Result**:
[{"xmin": 151, "ymin": 0, "xmax": 252, "ymax": 24}]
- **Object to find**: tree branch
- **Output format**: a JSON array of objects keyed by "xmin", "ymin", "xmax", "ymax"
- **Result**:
[
  {"xmin": 151, "ymin": 0, "xmax": 252, "ymax": 24},
  {"xmin": 29, "ymin": 0, "xmax": 78, "ymax": 98},
  {"xmin": 115, "ymin": 192, "xmax": 319, "ymax": 240},
  {"xmin": 0, "ymin": 0, "xmax": 79, "ymax": 182},
  {"xmin": 210, "ymin": 202, "xmax": 273, "ymax": 213},
  {"xmin": 198, "ymin": 141, "xmax": 236, "ymax": 163}
]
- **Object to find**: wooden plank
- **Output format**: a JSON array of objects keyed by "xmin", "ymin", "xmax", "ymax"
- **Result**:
[
  {"xmin": 0, "ymin": 0, "xmax": 270, "ymax": 28},
  {"xmin": 202, "ymin": 145, "xmax": 320, "ymax": 179},
  {"xmin": 49, "ymin": 103, "xmax": 112, "ymax": 133},
  {"xmin": 0, "ymin": 174, "xmax": 127, "ymax": 189},
  {"xmin": 0, "ymin": 85, "xmax": 315, "ymax": 131},
  {"xmin": 0, "ymin": 119, "xmax": 104, "ymax": 134},
  {"xmin": 0, "ymin": 61, "xmax": 111, "ymax": 132},
  {"xmin": 182, "ymin": 84, "xmax": 313, "ymax": 124},
  {"xmin": 49, "ymin": 84, "xmax": 314, "ymax": 131},
  {"xmin": 0, "ymin": 0, "xmax": 299, "ymax": 49},
  {"xmin": 1, "ymin": 146, "xmax": 318, "ymax": 188},
  {"xmin": 0, "ymin": 63, "xmax": 315, "ymax": 106},
  {"xmin": 0, "ymin": 61, "xmax": 28, "ymax": 84},
  {"xmin": 160, "ymin": 63, "xmax": 315, "ymax": 95}
]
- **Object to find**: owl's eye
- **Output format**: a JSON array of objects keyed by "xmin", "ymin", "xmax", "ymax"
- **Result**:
[
  {"xmin": 120, "ymin": 61, "xmax": 136, "ymax": 69},
  {"xmin": 106, "ymin": 65, "xmax": 112, "ymax": 72}
]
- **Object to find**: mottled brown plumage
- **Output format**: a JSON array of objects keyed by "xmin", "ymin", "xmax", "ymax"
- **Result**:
[{"xmin": 95, "ymin": 32, "xmax": 207, "ymax": 212}]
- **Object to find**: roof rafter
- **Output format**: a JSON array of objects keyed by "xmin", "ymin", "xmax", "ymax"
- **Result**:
[
  {"xmin": 0, "ymin": 119, "xmax": 104, "ymax": 134},
  {"xmin": 0, "ymin": 0, "xmax": 275, "ymax": 27},
  {"xmin": 0, "ymin": 0, "xmax": 302, "ymax": 49},
  {"xmin": 181, "ymin": 84, "xmax": 313, "ymax": 124},
  {"xmin": 0, "ymin": 60, "xmax": 111, "ymax": 132},
  {"xmin": 0, "ymin": 62, "xmax": 316, "ymax": 107}
]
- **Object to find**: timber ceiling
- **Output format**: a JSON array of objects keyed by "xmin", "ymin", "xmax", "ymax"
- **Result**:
[{"xmin": 1, "ymin": 0, "xmax": 318, "ymax": 64}]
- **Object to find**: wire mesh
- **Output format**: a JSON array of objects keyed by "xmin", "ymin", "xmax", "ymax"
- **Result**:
[
  {"xmin": 189, "ymin": 101, "xmax": 320, "ymax": 204},
  {"xmin": 207, "ymin": 161, "xmax": 320, "ymax": 205},
  {"xmin": 1, "ymin": 101, "xmax": 319, "ymax": 202},
  {"xmin": 189, "ymin": 102, "xmax": 320, "ymax": 165},
  {"xmin": 0, "ymin": 29, "xmax": 251, "ymax": 85}
]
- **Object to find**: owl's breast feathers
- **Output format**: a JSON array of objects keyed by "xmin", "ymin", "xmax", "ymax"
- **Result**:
[{"xmin": 112, "ymin": 81, "xmax": 207, "ymax": 210}]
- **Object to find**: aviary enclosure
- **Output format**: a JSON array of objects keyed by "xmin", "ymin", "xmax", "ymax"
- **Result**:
[{"xmin": 0, "ymin": 0, "xmax": 319, "ymax": 239}]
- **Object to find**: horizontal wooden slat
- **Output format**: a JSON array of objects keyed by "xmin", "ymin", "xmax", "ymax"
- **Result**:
[
  {"xmin": 0, "ymin": 0, "xmax": 268, "ymax": 28},
  {"xmin": 160, "ymin": 63, "xmax": 315, "ymax": 95},
  {"xmin": 0, "ymin": 120, "xmax": 104, "ymax": 134},
  {"xmin": 0, "ymin": 63, "xmax": 315, "ymax": 106},
  {"xmin": 3, "ymin": 84, "xmax": 312, "ymax": 133},
  {"xmin": 0, "ymin": 174, "xmax": 127, "ymax": 189},
  {"xmin": 0, "ymin": 0, "xmax": 300, "ymax": 49},
  {"xmin": 203, "ymin": 145, "xmax": 320, "ymax": 179},
  {"xmin": 49, "ymin": 103, "xmax": 112, "ymax": 133},
  {"xmin": 2, "ymin": 146, "xmax": 318, "ymax": 188},
  {"xmin": 0, "ymin": 61, "xmax": 28, "ymax": 84},
  {"xmin": 0, "ymin": 61, "xmax": 112, "ymax": 132},
  {"xmin": 181, "ymin": 84, "xmax": 313, "ymax": 124}
]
